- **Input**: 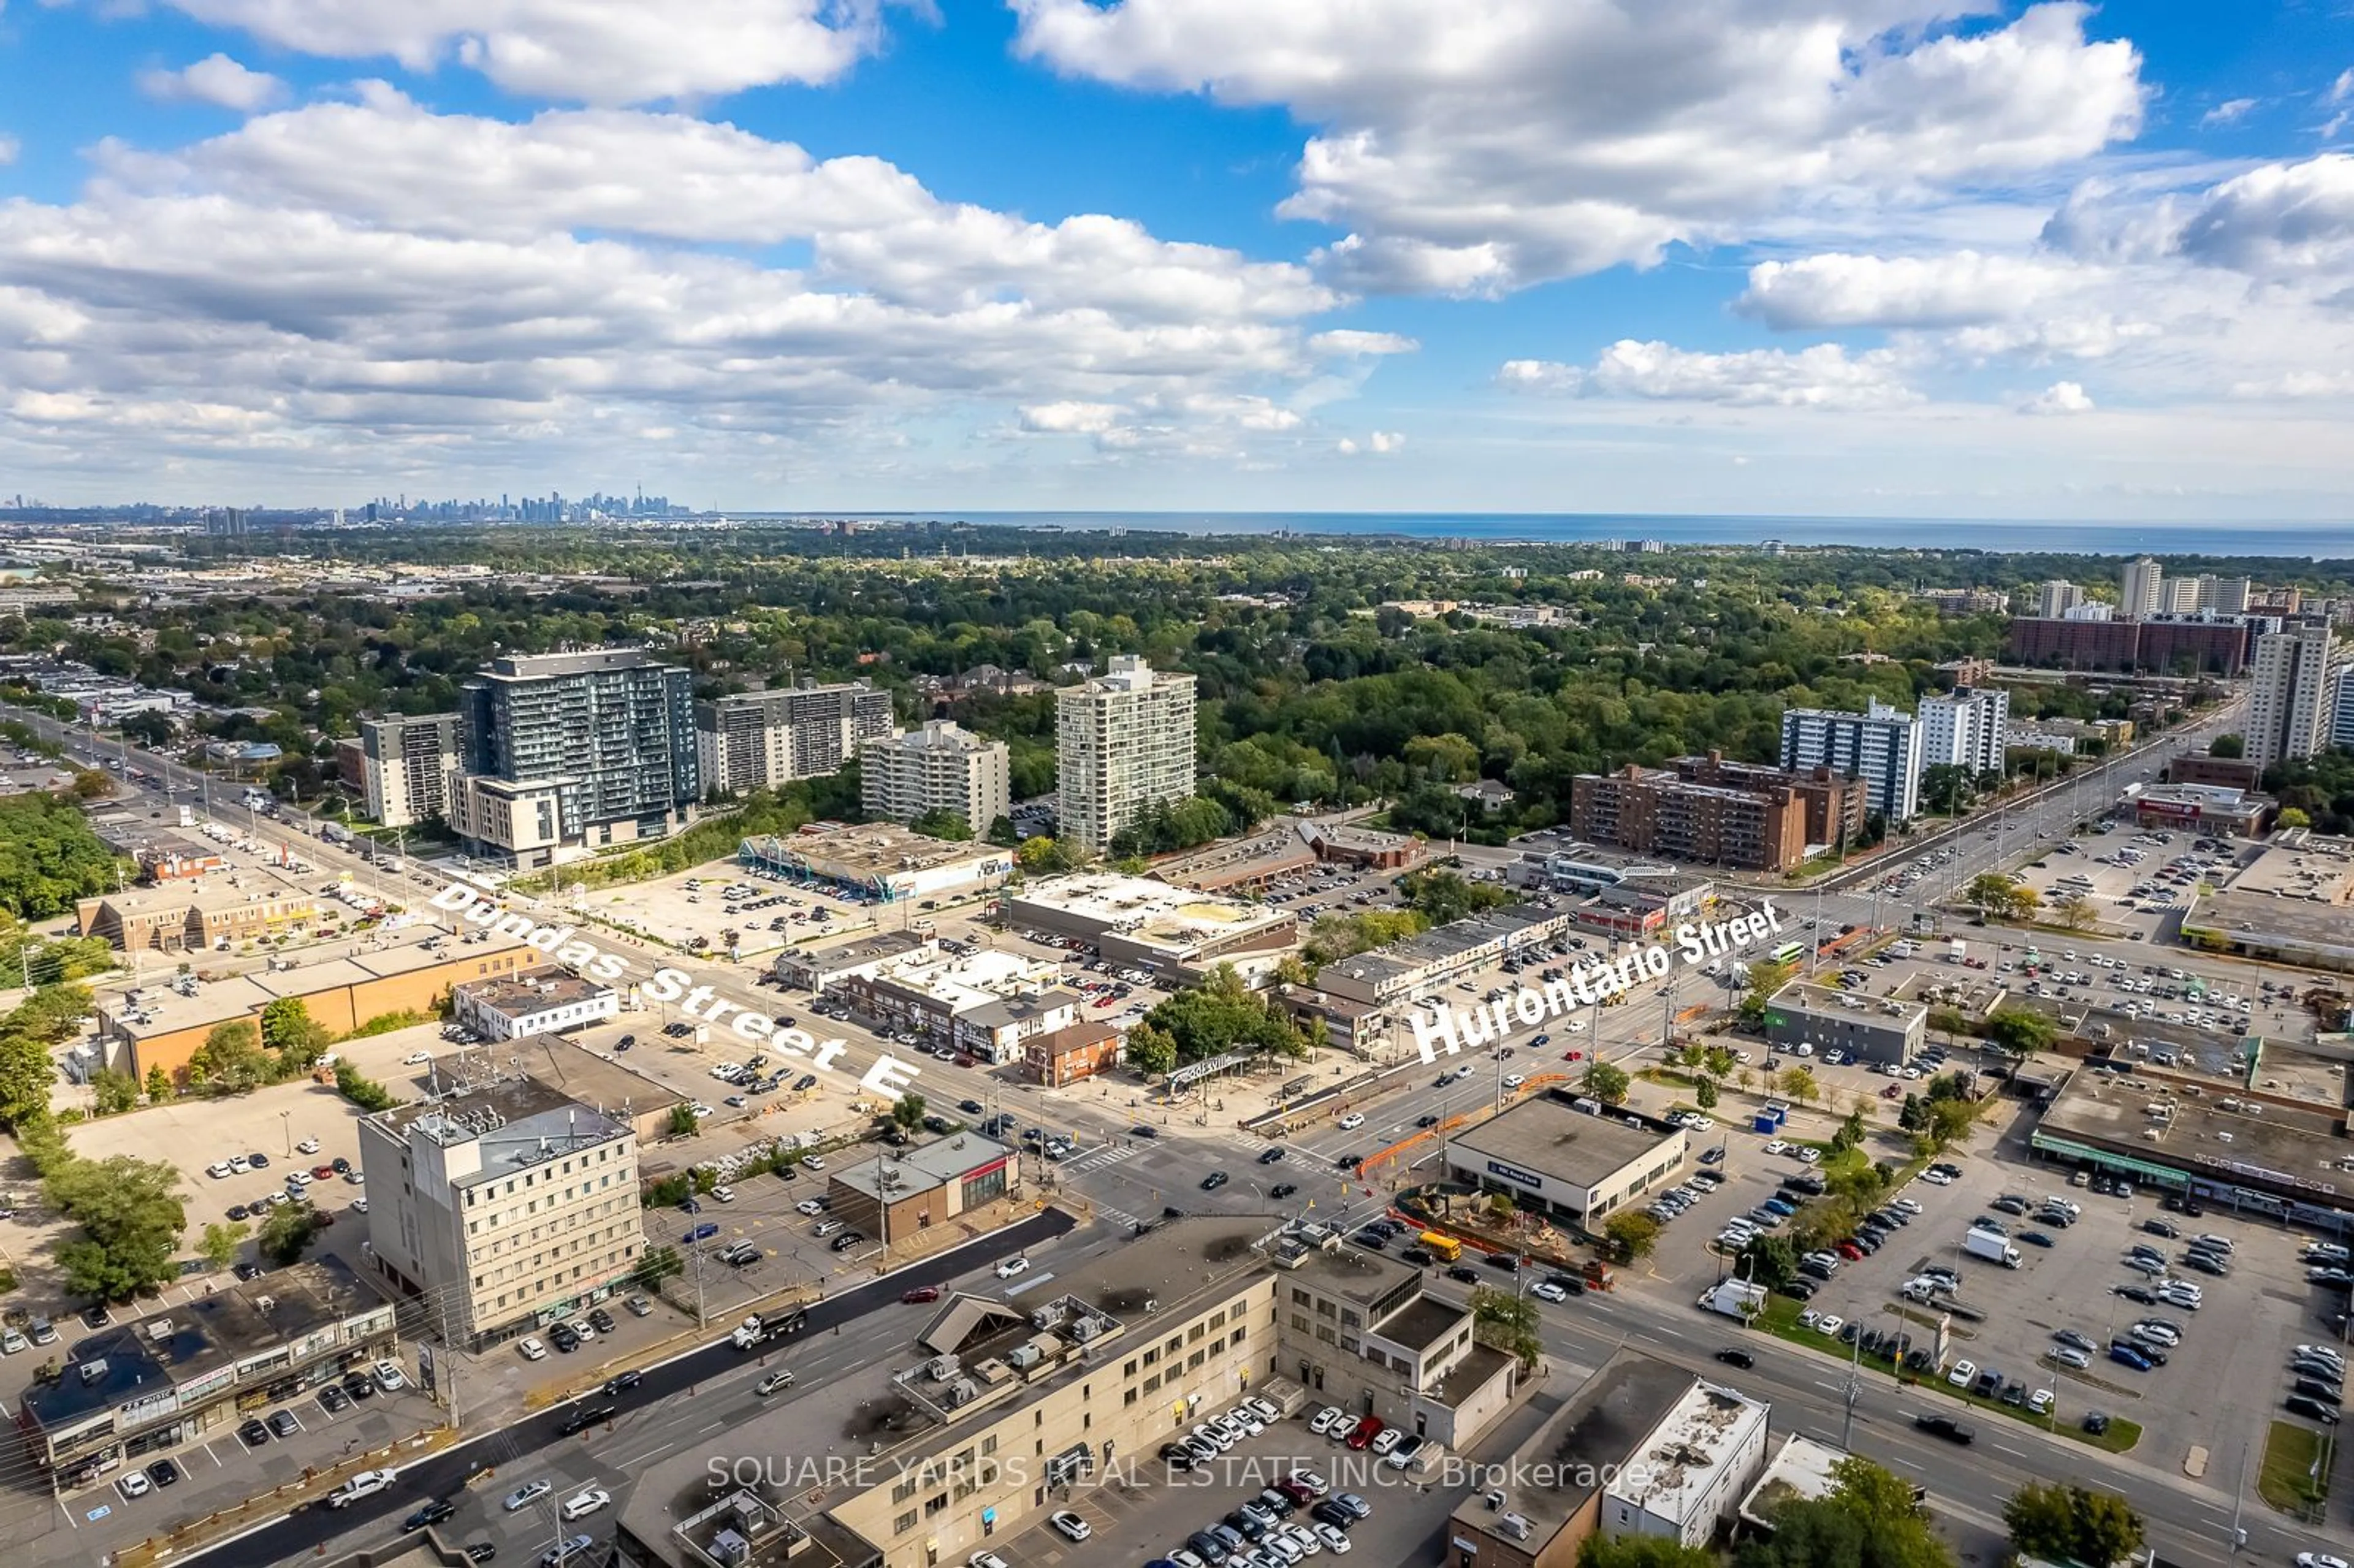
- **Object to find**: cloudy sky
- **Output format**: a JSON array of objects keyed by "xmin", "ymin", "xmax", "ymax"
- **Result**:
[{"xmin": 1, "ymin": 1, "xmax": 2352, "ymax": 519}]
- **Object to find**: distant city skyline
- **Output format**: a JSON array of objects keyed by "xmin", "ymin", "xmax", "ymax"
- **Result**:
[{"xmin": 1, "ymin": 6, "xmax": 2352, "ymax": 519}]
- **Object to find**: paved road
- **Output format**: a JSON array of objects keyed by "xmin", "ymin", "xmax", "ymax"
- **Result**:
[{"xmin": 172, "ymin": 1208, "xmax": 1072, "ymax": 1566}]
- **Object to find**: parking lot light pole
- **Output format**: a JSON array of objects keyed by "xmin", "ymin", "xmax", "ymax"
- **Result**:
[{"xmin": 280, "ymin": 1109, "xmax": 292, "ymax": 1157}]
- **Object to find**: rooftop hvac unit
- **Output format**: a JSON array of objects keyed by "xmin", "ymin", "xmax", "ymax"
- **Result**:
[
  {"xmin": 1068, "ymin": 1317, "xmax": 1100, "ymax": 1342},
  {"xmin": 146, "ymin": 1319, "xmax": 173, "ymax": 1341},
  {"xmin": 1030, "ymin": 1306, "xmax": 1064, "ymax": 1331},
  {"xmin": 78, "ymin": 1359, "xmax": 109, "ymax": 1385}
]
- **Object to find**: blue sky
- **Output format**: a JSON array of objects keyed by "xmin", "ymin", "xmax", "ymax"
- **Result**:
[{"xmin": 1, "ymin": 1, "xmax": 2352, "ymax": 519}]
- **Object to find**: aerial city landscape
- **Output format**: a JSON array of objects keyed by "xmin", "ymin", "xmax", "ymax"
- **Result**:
[{"xmin": 2, "ymin": 7, "xmax": 2354, "ymax": 1568}]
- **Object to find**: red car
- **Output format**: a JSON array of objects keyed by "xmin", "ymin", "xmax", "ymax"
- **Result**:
[
  {"xmin": 1562, "ymin": 1050, "xmax": 1583, "ymax": 1062},
  {"xmin": 1835, "ymin": 1241, "xmax": 1864, "ymax": 1261},
  {"xmin": 901, "ymin": 1285, "xmax": 941, "ymax": 1304},
  {"xmin": 1344, "ymin": 1416, "xmax": 1384, "ymax": 1452}
]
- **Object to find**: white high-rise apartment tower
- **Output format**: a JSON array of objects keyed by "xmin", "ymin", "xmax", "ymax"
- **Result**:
[
  {"xmin": 1056, "ymin": 655, "xmax": 1198, "ymax": 853},
  {"xmin": 1917, "ymin": 687, "xmax": 2011, "ymax": 778},
  {"xmin": 1779, "ymin": 699, "xmax": 1922, "ymax": 824},
  {"xmin": 2245, "ymin": 622, "xmax": 2336, "ymax": 771},
  {"xmin": 2120, "ymin": 557, "xmax": 2165, "ymax": 620},
  {"xmin": 2034, "ymin": 580, "xmax": 2083, "ymax": 618}
]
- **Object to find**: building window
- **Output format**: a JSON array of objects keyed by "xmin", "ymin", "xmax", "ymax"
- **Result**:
[{"xmin": 893, "ymin": 1510, "xmax": 917, "ymax": 1536}]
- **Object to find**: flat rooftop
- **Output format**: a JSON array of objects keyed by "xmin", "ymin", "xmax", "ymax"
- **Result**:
[
  {"xmin": 1739, "ymin": 1433, "xmax": 1849, "ymax": 1527},
  {"xmin": 1012, "ymin": 872, "xmax": 1293, "ymax": 945},
  {"xmin": 1770, "ymin": 980, "xmax": 1929, "ymax": 1024},
  {"xmin": 28, "ymin": 1257, "xmax": 386, "ymax": 1431},
  {"xmin": 793, "ymin": 929, "xmax": 934, "ymax": 972},
  {"xmin": 468, "ymin": 1032, "xmax": 683, "ymax": 1119},
  {"xmin": 753, "ymin": 823, "xmax": 1004, "ymax": 878},
  {"xmin": 1449, "ymin": 1351, "xmax": 1696, "ymax": 1548},
  {"xmin": 376, "ymin": 1073, "xmax": 634, "ymax": 1186},
  {"xmin": 455, "ymin": 965, "xmax": 613, "ymax": 1011},
  {"xmin": 1321, "ymin": 902, "xmax": 1562, "ymax": 989},
  {"xmin": 1149, "ymin": 829, "xmax": 1317, "ymax": 889},
  {"xmin": 1448, "ymin": 1093, "xmax": 1682, "ymax": 1187},
  {"xmin": 830, "ymin": 1131, "xmax": 1012, "ymax": 1201},
  {"xmin": 869, "ymin": 947, "xmax": 1063, "ymax": 1011},
  {"xmin": 96, "ymin": 931, "xmax": 530, "ymax": 1039},
  {"xmin": 1606, "ymin": 1381, "xmax": 1768, "ymax": 1526},
  {"xmin": 2187, "ymin": 839, "xmax": 2354, "ymax": 962},
  {"xmin": 1372, "ymin": 1293, "xmax": 1468, "ymax": 1353},
  {"xmin": 2038, "ymin": 1059, "xmax": 2354, "ymax": 1183}
]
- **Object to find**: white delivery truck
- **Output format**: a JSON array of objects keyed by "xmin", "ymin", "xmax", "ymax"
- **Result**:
[
  {"xmin": 1696, "ymin": 1279, "xmax": 1767, "ymax": 1320},
  {"xmin": 1963, "ymin": 1227, "xmax": 2021, "ymax": 1269},
  {"xmin": 1944, "ymin": 939, "xmax": 1967, "ymax": 964}
]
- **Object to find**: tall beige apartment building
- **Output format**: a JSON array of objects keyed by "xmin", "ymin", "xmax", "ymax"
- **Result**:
[
  {"xmin": 1055, "ymin": 655, "xmax": 1198, "ymax": 853},
  {"xmin": 862, "ymin": 720, "xmax": 1011, "ymax": 833}
]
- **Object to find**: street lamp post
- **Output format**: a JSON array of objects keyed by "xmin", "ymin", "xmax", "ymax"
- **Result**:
[{"xmin": 280, "ymin": 1109, "xmax": 292, "ymax": 1157}]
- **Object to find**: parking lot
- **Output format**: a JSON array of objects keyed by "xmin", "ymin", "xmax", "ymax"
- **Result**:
[
  {"xmin": 1634, "ymin": 1097, "xmax": 2349, "ymax": 1468},
  {"xmin": 2003, "ymin": 828, "xmax": 2255, "ymax": 940},
  {"xmin": 981, "ymin": 1394, "xmax": 1444, "ymax": 1568}
]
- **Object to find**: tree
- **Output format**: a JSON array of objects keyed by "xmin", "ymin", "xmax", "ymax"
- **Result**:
[
  {"xmin": 144, "ymin": 1064, "xmax": 172, "ymax": 1103},
  {"xmin": 985, "ymin": 814, "xmax": 1019, "ymax": 848},
  {"xmin": 89, "ymin": 1068, "xmax": 139, "ymax": 1115},
  {"xmin": 1738, "ymin": 1233, "xmax": 1799, "ymax": 1291},
  {"xmin": 1832, "ymin": 1106, "xmax": 1866, "ymax": 1154},
  {"xmin": 1604, "ymin": 1211, "xmax": 1661, "ymax": 1263},
  {"xmin": 1984, "ymin": 1007, "xmax": 2057, "ymax": 1060},
  {"xmin": 908, "ymin": 808, "xmax": 973, "ymax": 842},
  {"xmin": 0, "ymin": 1031, "xmax": 58, "ymax": 1129},
  {"xmin": 0, "ymin": 794, "xmax": 128, "ymax": 917},
  {"xmin": 1897, "ymin": 1092, "xmax": 1927, "ymax": 1133},
  {"xmin": 48, "ymin": 1154, "xmax": 186, "ymax": 1301},
  {"xmin": 1124, "ymin": 1022, "xmax": 1178, "ymax": 1076},
  {"xmin": 1467, "ymin": 1285, "xmax": 1544, "ymax": 1369},
  {"xmin": 1739, "ymin": 957, "xmax": 1797, "ymax": 1023},
  {"xmin": 1779, "ymin": 1065, "xmax": 1819, "ymax": 1107},
  {"xmin": 891, "ymin": 1093, "xmax": 928, "ymax": 1131},
  {"xmin": 1694, "ymin": 1077, "xmax": 1718, "ymax": 1110},
  {"xmin": 632, "ymin": 1244, "xmax": 684, "ymax": 1287},
  {"xmin": 1738, "ymin": 1455, "xmax": 1953, "ymax": 1568},
  {"xmin": 200, "ymin": 1219, "xmax": 250, "ymax": 1271},
  {"xmin": 1921, "ymin": 1097, "xmax": 1976, "ymax": 1154},
  {"xmin": 667, "ymin": 1103, "xmax": 700, "ymax": 1137},
  {"xmin": 2276, "ymin": 806, "xmax": 2312, "ymax": 830},
  {"xmin": 1579, "ymin": 1535, "xmax": 1716, "ymax": 1568},
  {"xmin": 2053, "ymin": 893, "xmax": 2098, "ymax": 931},
  {"xmin": 2004, "ymin": 1482, "xmax": 2145, "ymax": 1568},
  {"xmin": 2207, "ymin": 733, "xmax": 2244, "ymax": 758},
  {"xmin": 192, "ymin": 1018, "xmax": 267, "ymax": 1094},
  {"xmin": 1581, "ymin": 1060, "xmax": 1630, "ymax": 1106},
  {"xmin": 259, "ymin": 997, "xmax": 331, "ymax": 1068},
  {"xmin": 332, "ymin": 1060, "xmax": 395, "ymax": 1111},
  {"xmin": 257, "ymin": 1201, "xmax": 323, "ymax": 1265}
]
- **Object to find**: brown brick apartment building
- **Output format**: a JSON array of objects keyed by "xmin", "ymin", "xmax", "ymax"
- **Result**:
[
  {"xmin": 1024, "ymin": 1021, "xmax": 1122, "ymax": 1086},
  {"xmin": 1669, "ymin": 752, "xmax": 1868, "ymax": 849},
  {"xmin": 1571, "ymin": 764, "xmax": 1807, "ymax": 871},
  {"xmin": 2005, "ymin": 617, "xmax": 2252, "ymax": 675}
]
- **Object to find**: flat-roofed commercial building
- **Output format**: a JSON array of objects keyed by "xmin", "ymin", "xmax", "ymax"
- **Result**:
[
  {"xmin": 76, "ymin": 886, "xmax": 318, "ymax": 954},
  {"xmin": 861, "ymin": 720, "xmax": 1010, "ymax": 834},
  {"xmin": 18, "ymin": 1258, "xmax": 396, "ymax": 1484},
  {"xmin": 697, "ymin": 680, "xmax": 896, "ymax": 795},
  {"xmin": 614, "ymin": 1216, "xmax": 1521, "ymax": 1568},
  {"xmin": 451, "ymin": 965, "xmax": 619, "ymax": 1041},
  {"xmin": 1443, "ymin": 1352, "xmax": 1702, "ymax": 1568},
  {"xmin": 2133, "ymin": 783, "xmax": 2271, "ymax": 836},
  {"xmin": 1601, "ymin": 1380, "xmax": 1772, "ymax": 1547},
  {"xmin": 91, "ymin": 933, "xmax": 533, "ymax": 1083},
  {"xmin": 739, "ymin": 823, "xmax": 1013, "ymax": 905},
  {"xmin": 2182, "ymin": 839, "xmax": 2354, "ymax": 973},
  {"xmin": 1056, "ymin": 655, "xmax": 1198, "ymax": 854},
  {"xmin": 1316, "ymin": 903, "xmax": 1577, "ymax": 1008},
  {"xmin": 1005, "ymin": 871, "xmax": 1298, "ymax": 981},
  {"xmin": 771, "ymin": 929, "xmax": 938, "ymax": 991},
  {"xmin": 2030, "ymin": 1046, "xmax": 2354, "ymax": 1228},
  {"xmin": 360, "ymin": 1073, "xmax": 645, "ymax": 1348},
  {"xmin": 1443, "ymin": 1094, "xmax": 1688, "ymax": 1226},
  {"xmin": 360, "ymin": 712, "xmax": 459, "ymax": 829},
  {"xmin": 835, "ymin": 947, "xmax": 1078, "ymax": 1064},
  {"xmin": 825, "ymin": 1131, "xmax": 1016, "ymax": 1240},
  {"xmin": 1762, "ymin": 980, "xmax": 1924, "ymax": 1067}
]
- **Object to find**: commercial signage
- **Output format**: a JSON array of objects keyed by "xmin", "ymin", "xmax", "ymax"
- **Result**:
[
  {"xmin": 177, "ymin": 1367, "xmax": 236, "ymax": 1408},
  {"xmin": 1484, "ymin": 1159, "xmax": 1547, "ymax": 1193},
  {"xmin": 118, "ymin": 1390, "xmax": 178, "ymax": 1429}
]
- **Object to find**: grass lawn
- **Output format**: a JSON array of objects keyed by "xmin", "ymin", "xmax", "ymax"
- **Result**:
[
  {"xmin": 1744, "ymin": 1293, "xmax": 2141, "ymax": 1453},
  {"xmin": 2257, "ymin": 1420, "xmax": 2331, "ymax": 1513}
]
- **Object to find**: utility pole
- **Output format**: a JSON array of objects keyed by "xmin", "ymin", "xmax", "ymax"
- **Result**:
[{"xmin": 1839, "ymin": 1317, "xmax": 1864, "ymax": 1450}]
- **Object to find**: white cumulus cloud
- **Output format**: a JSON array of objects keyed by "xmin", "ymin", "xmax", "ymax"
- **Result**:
[
  {"xmin": 1737, "ymin": 251, "xmax": 2087, "ymax": 330},
  {"xmin": 138, "ymin": 54, "xmax": 289, "ymax": 112},
  {"xmin": 1013, "ymin": 0, "xmax": 2145, "ymax": 294},
  {"xmin": 1499, "ymin": 341, "xmax": 1916, "ymax": 411},
  {"xmin": 158, "ymin": 0, "xmax": 893, "ymax": 104},
  {"xmin": 2022, "ymin": 381, "xmax": 2095, "ymax": 414}
]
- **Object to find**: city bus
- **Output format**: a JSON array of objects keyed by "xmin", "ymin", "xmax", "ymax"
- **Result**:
[{"xmin": 1767, "ymin": 940, "xmax": 1804, "ymax": 965}]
